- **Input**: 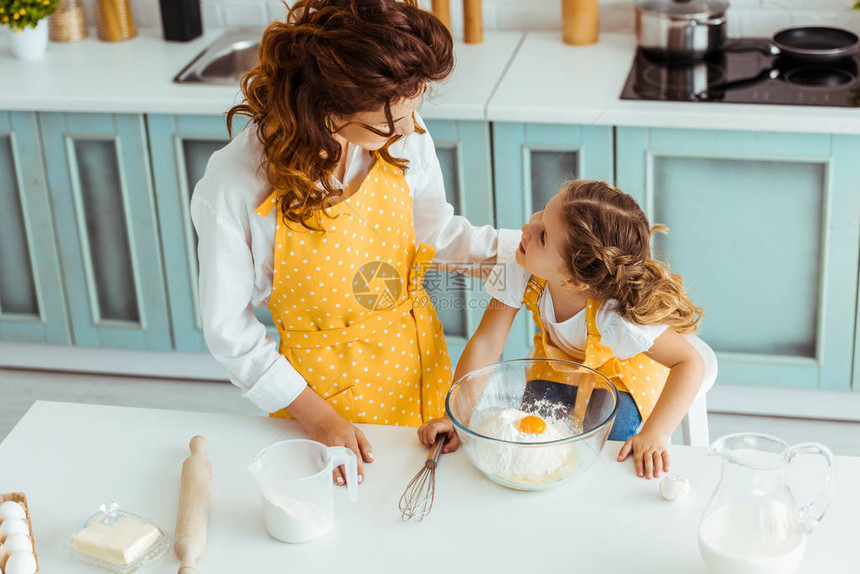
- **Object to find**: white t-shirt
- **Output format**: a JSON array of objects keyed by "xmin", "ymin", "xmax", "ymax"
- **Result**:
[
  {"xmin": 485, "ymin": 234, "xmax": 667, "ymax": 360},
  {"xmin": 191, "ymin": 114, "xmax": 519, "ymax": 413}
]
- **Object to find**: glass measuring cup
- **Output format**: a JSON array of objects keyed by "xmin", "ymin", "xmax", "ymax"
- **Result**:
[
  {"xmin": 698, "ymin": 433, "xmax": 835, "ymax": 574},
  {"xmin": 248, "ymin": 439, "xmax": 358, "ymax": 543}
]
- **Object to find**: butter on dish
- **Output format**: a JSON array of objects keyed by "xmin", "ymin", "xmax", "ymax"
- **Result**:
[
  {"xmin": 73, "ymin": 514, "xmax": 160, "ymax": 565},
  {"xmin": 69, "ymin": 502, "xmax": 169, "ymax": 574}
]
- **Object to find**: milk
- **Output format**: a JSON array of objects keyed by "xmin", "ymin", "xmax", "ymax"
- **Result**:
[
  {"xmin": 261, "ymin": 492, "xmax": 334, "ymax": 543},
  {"xmin": 698, "ymin": 502, "xmax": 806, "ymax": 574}
]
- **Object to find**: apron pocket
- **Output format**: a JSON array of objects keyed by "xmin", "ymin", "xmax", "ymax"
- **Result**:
[{"xmin": 325, "ymin": 385, "xmax": 360, "ymax": 423}]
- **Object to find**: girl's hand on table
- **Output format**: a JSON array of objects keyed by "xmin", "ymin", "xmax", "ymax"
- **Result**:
[
  {"xmin": 617, "ymin": 429, "xmax": 670, "ymax": 479},
  {"xmin": 418, "ymin": 418, "xmax": 460, "ymax": 453}
]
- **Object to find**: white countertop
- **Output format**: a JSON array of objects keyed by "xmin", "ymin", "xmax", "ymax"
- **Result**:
[
  {"xmin": 0, "ymin": 401, "xmax": 856, "ymax": 573},
  {"xmin": 489, "ymin": 32, "xmax": 860, "ymax": 134},
  {"xmin": 0, "ymin": 28, "xmax": 523, "ymax": 120},
  {"xmin": 2, "ymin": 28, "xmax": 859, "ymax": 133}
]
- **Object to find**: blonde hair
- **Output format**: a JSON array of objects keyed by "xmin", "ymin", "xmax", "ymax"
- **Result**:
[{"xmin": 559, "ymin": 180, "xmax": 702, "ymax": 333}]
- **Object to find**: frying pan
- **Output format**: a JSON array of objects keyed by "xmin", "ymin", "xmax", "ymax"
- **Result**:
[
  {"xmin": 694, "ymin": 56, "xmax": 859, "ymax": 101},
  {"xmin": 725, "ymin": 26, "xmax": 859, "ymax": 63},
  {"xmin": 690, "ymin": 27, "xmax": 859, "ymax": 101}
]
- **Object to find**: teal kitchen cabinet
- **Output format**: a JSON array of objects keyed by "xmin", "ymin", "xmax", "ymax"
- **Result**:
[
  {"xmin": 423, "ymin": 120, "xmax": 496, "ymax": 365},
  {"xmin": 616, "ymin": 127, "xmax": 860, "ymax": 392},
  {"xmin": 39, "ymin": 112, "xmax": 171, "ymax": 350},
  {"xmin": 147, "ymin": 114, "xmax": 276, "ymax": 353},
  {"xmin": 493, "ymin": 123, "xmax": 614, "ymax": 360},
  {"xmin": 0, "ymin": 112, "xmax": 69, "ymax": 345}
]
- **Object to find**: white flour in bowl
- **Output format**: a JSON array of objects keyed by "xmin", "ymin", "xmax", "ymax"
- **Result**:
[{"xmin": 469, "ymin": 407, "xmax": 578, "ymax": 484}]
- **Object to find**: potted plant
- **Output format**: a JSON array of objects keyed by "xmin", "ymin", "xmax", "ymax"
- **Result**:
[{"xmin": 1, "ymin": 0, "xmax": 60, "ymax": 60}]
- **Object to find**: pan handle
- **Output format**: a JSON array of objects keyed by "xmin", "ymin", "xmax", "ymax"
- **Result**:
[
  {"xmin": 693, "ymin": 66, "xmax": 777, "ymax": 101},
  {"xmin": 720, "ymin": 37, "xmax": 781, "ymax": 57}
]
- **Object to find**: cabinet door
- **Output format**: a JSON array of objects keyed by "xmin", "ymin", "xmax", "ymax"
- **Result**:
[
  {"xmin": 493, "ymin": 123, "xmax": 614, "ymax": 360},
  {"xmin": 0, "ymin": 112, "xmax": 69, "ymax": 344},
  {"xmin": 424, "ymin": 120, "xmax": 496, "ymax": 365},
  {"xmin": 617, "ymin": 127, "xmax": 860, "ymax": 391},
  {"xmin": 39, "ymin": 113, "xmax": 171, "ymax": 350},
  {"xmin": 147, "ymin": 114, "xmax": 277, "ymax": 353}
]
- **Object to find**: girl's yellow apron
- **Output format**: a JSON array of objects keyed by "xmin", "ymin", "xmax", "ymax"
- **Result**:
[
  {"xmin": 521, "ymin": 277, "xmax": 669, "ymax": 422},
  {"xmin": 255, "ymin": 157, "xmax": 452, "ymax": 426}
]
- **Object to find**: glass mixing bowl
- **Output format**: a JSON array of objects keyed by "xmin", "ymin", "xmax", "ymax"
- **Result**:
[{"xmin": 446, "ymin": 358, "xmax": 618, "ymax": 490}]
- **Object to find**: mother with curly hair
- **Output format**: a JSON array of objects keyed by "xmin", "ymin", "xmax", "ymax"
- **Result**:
[{"xmin": 191, "ymin": 0, "xmax": 516, "ymax": 483}]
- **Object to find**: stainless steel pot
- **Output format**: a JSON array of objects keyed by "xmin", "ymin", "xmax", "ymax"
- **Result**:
[{"xmin": 635, "ymin": 0, "xmax": 730, "ymax": 60}]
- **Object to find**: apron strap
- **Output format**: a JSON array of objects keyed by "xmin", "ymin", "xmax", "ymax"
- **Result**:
[
  {"xmin": 584, "ymin": 295, "xmax": 603, "ymax": 337},
  {"xmin": 523, "ymin": 276, "xmax": 547, "ymax": 331},
  {"xmin": 255, "ymin": 190, "xmax": 279, "ymax": 218}
]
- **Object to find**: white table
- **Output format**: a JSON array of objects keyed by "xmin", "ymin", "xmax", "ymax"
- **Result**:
[
  {"xmin": 0, "ymin": 28, "xmax": 522, "ymax": 119},
  {"xmin": 0, "ymin": 401, "xmax": 855, "ymax": 573}
]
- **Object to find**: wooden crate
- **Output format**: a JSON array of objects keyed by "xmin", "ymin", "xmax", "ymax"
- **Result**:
[{"xmin": 0, "ymin": 492, "xmax": 40, "ymax": 573}]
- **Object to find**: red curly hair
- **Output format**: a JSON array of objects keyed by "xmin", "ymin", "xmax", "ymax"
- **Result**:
[{"xmin": 227, "ymin": 0, "xmax": 453, "ymax": 229}]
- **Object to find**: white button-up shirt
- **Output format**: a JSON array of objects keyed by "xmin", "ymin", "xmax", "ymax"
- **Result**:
[
  {"xmin": 191, "ymin": 116, "xmax": 518, "ymax": 413},
  {"xmin": 486, "ymin": 241, "xmax": 668, "ymax": 359}
]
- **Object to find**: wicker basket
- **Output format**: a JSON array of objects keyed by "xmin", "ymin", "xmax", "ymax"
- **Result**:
[
  {"xmin": 96, "ymin": 0, "xmax": 136, "ymax": 42},
  {"xmin": 0, "ymin": 492, "xmax": 40, "ymax": 574},
  {"xmin": 49, "ymin": 0, "xmax": 87, "ymax": 43}
]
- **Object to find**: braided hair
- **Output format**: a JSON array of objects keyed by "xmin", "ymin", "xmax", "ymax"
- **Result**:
[{"xmin": 560, "ymin": 180, "xmax": 702, "ymax": 333}]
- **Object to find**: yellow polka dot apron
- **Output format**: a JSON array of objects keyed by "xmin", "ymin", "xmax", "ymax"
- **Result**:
[
  {"xmin": 255, "ymin": 157, "xmax": 452, "ymax": 426},
  {"xmin": 522, "ymin": 277, "xmax": 669, "ymax": 422}
]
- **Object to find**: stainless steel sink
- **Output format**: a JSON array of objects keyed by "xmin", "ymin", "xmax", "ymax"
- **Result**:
[{"xmin": 174, "ymin": 28, "xmax": 264, "ymax": 84}]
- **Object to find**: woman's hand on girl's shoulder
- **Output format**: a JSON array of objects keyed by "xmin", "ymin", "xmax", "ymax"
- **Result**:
[
  {"xmin": 418, "ymin": 417, "xmax": 460, "ymax": 453},
  {"xmin": 617, "ymin": 429, "xmax": 670, "ymax": 479}
]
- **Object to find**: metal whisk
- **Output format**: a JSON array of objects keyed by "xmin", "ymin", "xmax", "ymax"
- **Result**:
[{"xmin": 398, "ymin": 435, "xmax": 446, "ymax": 522}]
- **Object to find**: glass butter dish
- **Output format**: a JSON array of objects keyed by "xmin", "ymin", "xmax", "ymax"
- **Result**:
[{"xmin": 68, "ymin": 502, "xmax": 169, "ymax": 574}]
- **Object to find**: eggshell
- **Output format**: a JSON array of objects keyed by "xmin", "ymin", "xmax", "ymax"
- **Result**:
[
  {"xmin": 659, "ymin": 475, "xmax": 690, "ymax": 501},
  {"xmin": 5, "ymin": 551, "xmax": 37, "ymax": 574},
  {"xmin": 0, "ymin": 501, "xmax": 26, "ymax": 521},
  {"xmin": 0, "ymin": 519, "xmax": 29, "ymax": 536},
  {"xmin": 4, "ymin": 533, "xmax": 33, "ymax": 553}
]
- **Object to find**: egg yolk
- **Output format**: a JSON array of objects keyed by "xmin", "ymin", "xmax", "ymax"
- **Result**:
[{"xmin": 517, "ymin": 415, "xmax": 547, "ymax": 435}]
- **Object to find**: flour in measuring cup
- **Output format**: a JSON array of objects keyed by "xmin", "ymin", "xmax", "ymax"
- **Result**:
[
  {"xmin": 261, "ymin": 492, "xmax": 333, "ymax": 543},
  {"xmin": 470, "ymin": 408, "xmax": 578, "ymax": 484}
]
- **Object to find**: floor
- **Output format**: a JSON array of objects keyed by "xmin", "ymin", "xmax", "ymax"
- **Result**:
[{"xmin": 1, "ymin": 368, "xmax": 859, "ymax": 456}]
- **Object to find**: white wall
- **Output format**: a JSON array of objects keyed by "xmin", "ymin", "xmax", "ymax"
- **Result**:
[{"xmin": 75, "ymin": 0, "xmax": 860, "ymax": 40}]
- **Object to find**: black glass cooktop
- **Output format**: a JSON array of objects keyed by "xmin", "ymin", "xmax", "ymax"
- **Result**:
[{"xmin": 620, "ymin": 39, "xmax": 860, "ymax": 107}]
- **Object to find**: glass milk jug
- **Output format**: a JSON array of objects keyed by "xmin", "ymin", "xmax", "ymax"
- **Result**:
[{"xmin": 698, "ymin": 433, "xmax": 835, "ymax": 574}]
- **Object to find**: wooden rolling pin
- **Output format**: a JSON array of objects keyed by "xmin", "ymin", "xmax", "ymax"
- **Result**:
[
  {"xmin": 463, "ymin": 0, "xmax": 482, "ymax": 44},
  {"xmin": 432, "ymin": 0, "xmax": 451, "ymax": 30},
  {"xmin": 174, "ymin": 436, "xmax": 211, "ymax": 574}
]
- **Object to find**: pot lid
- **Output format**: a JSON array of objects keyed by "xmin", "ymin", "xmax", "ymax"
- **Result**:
[{"xmin": 636, "ymin": 0, "xmax": 729, "ymax": 17}]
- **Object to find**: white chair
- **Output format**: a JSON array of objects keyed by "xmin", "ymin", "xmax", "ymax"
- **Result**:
[{"xmin": 679, "ymin": 335, "xmax": 718, "ymax": 447}]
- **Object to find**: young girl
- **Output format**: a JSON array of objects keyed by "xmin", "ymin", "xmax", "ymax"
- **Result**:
[
  {"xmin": 191, "ymin": 0, "xmax": 517, "ymax": 484},
  {"xmin": 419, "ymin": 180, "xmax": 705, "ymax": 480}
]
